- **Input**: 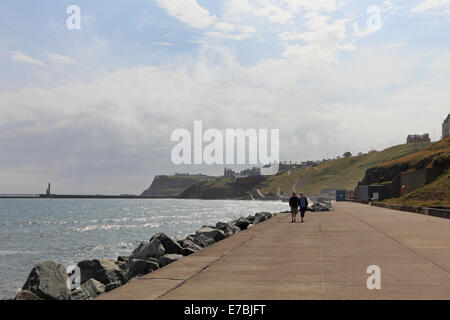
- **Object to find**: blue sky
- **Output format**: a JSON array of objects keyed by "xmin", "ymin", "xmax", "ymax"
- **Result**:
[{"xmin": 0, "ymin": 0, "xmax": 449, "ymax": 194}]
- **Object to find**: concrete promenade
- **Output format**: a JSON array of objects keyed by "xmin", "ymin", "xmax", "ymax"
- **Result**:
[{"xmin": 98, "ymin": 202, "xmax": 450, "ymax": 300}]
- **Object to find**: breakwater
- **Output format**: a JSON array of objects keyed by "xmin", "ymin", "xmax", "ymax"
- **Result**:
[
  {"xmin": 5, "ymin": 212, "xmax": 275, "ymax": 300},
  {"xmin": 0, "ymin": 194, "xmax": 174, "ymax": 199},
  {"xmin": 0, "ymin": 198, "xmax": 288, "ymax": 299}
]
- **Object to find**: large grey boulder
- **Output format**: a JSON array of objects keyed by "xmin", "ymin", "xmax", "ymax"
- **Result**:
[
  {"xmin": 130, "ymin": 239, "xmax": 165, "ymax": 260},
  {"xmin": 233, "ymin": 218, "xmax": 250, "ymax": 230},
  {"xmin": 195, "ymin": 227, "xmax": 226, "ymax": 243},
  {"xmin": 179, "ymin": 237, "xmax": 203, "ymax": 255},
  {"xmin": 14, "ymin": 290, "xmax": 42, "ymax": 300},
  {"xmin": 22, "ymin": 261, "xmax": 70, "ymax": 300},
  {"xmin": 253, "ymin": 212, "xmax": 273, "ymax": 224},
  {"xmin": 216, "ymin": 222, "xmax": 240, "ymax": 237},
  {"xmin": 77, "ymin": 258, "xmax": 127, "ymax": 286},
  {"xmin": 70, "ymin": 278, "xmax": 106, "ymax": 300},
  {"xmin": 150, "ymin": 233, "xmax": 183, "ymax": 254},
  {"xmin": 81, "ymin": 278, "xmax": 106, "ymax": 298},
  {"xmin": 229, "ymin": 223, "xmax": 242, "ymax": 233},
  {"xmin": 117, "ymin": 256, "xmax": 129, "ymax": 263},
  {"xmin": 181, "ymin": 247, "xmax": 197, "ymax": 256},
  {"xmin": 127, "ymin": 258, "xmax": 159, "ymax": 278},
  {"xmin": 309, "ymin": 202, "xmax": 333, "ymax": 212},
  {"xmin": 180, "ymin": 236, "xmax": 202, "ymax": 249},
  {"xmin": 105, "ymin": 282, "xmax": 121, "ymax": 292},
  {"xmin": 159, "ymin": 254, "xmax": 184, "ymax": 268},
  {"xmin": 193, "ymin": 234, "xmax": 216, "ymax": 248}
]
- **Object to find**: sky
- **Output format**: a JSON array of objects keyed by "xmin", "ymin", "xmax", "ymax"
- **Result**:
[{"xmin": 0, "ymin": 0, "xmax": 449, "ymax": 194}]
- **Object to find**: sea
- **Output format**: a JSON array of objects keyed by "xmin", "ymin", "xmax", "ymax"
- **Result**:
[{"xmin": 0, "ymin": 198, "xmax": 287, "ymax": 299}]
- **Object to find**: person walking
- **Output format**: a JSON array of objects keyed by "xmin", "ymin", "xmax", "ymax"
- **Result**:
[
  {"xmin": 299, "ymin": 193, "xmax": 309, "ymax": 223},
  {"xmin": 289, "ymin": 193, "xmax": 300, "ymax": 223}
]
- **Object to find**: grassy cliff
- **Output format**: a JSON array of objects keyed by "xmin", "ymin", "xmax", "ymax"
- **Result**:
[
  {"xmin": 145, "ymin": 140, "xmax": 444, "ymax": 201},
  {"xmin": 379, "ymin": 137, "xmax": 450, "ymax": 207},
  {"xmin": 141, "ymin": 174, "xmax": 215, "ymax": 197},
  {"xmin": 178, "ymin": 177, "xmax": 266, "ymax": 199},
  {"xmin": 259, "ymin": 142, "xmax": 431, "ymax": 196}
]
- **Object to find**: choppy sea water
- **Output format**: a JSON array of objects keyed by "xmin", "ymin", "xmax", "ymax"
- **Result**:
[{"xmin": 0, "ymin": 198, "xmax": 287, "ymax": 299}]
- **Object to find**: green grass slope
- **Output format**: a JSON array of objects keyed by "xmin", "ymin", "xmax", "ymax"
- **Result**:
[
  {"xmin": 380, "ymin": 137, "xmax": 450, "ymax": 207},
  {"xmin": 259, "ymin": 142, "xmax": 430, "ymax": 196},
  {"xmin": 141, "ymin": 174, "xmax": 214, "ymax": 196},
  {"xmin": 179, "ymin": 176, "xmax": 267, "ymax": 199}
]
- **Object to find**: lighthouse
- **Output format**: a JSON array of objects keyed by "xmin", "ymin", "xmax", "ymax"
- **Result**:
[{"xmin": 46, "ymin": 182, "xmax": 51, "ymax": 196}]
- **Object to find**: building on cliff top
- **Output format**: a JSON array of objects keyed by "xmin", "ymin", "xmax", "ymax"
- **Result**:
[
  {"xmin": 406, "ymin": 134, "xmax": 431, "ymax": 144},
  {"xmin": 443, "ymin": 114, "xmax": 450, "ymax": 138}
]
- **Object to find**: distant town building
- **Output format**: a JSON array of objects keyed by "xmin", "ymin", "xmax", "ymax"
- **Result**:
[
  {"xmin": 406, "ymin": 134, "xmax": 431, "ymax": 144},
  {"xmin": 261, "ymin": 162, "xmax": 280, "ymax": 176},
  {"xmin": 224, "ymin": 168, "xmax": 236, "ymax": 178},
  {"xmin": 239, "ymin": 167, "xmax": 261, "ymax": 177},
  {"xmin": 278, "ymin": 161, "xmax": 299, "ymax": 173},
  {"xmin": 443, "ymin": 114, "xmax": 450, "ymax": 138},
  {"xmin": 343, "ymin": 152, "xmax": 352, "ymax": 158}
]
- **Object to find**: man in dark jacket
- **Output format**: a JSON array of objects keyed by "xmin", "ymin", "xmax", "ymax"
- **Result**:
[
  {"xmin": 299, "ymin": 193, "xmax": 309, "ymax": 223},
  {"xmin": 289, "ymin": 193, "xmax": 300, "ymax": 223}
]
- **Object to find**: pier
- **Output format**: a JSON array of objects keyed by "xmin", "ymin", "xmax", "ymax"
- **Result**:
[
  {"xmin": 0, "ymin": 194, "xmax": 175, "ymax": 199},
  {"xmin": 0, "ymin": 194, "xmax": 40, "ymax": 198}
]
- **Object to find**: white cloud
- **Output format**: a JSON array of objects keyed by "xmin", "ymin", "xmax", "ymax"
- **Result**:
[
  {"xmin": 223, "ymin": 0, "xmax": 295, "ymax": 25},
  {"xmin": 156, "ymin": 0, "xmax": 217, "ymax": 28},
  {"xmin": 2, "ymin": 1, "xmax": 449, "ymax": 193},
  {"xmin": 8, "ymin": 51, "xmax": 45, "ymax": 66},
  {"xmin": 155, "ymin": 0, "xmax": 256, "ymax": 41},
  {"xmin": 280, "ymin": 13, "xmax": 350, "ymax": 63},
  {"xmin": 207, "ymin": 22, "xmax": 257, "ymax": 40},
  {"xmin": 254, "ymin": 4, "xmax": 294, "ymax": 25},
  {"xmin": 411, "ymin": 0, "xmax": 450, "ymax": 13},
  {"xmin": 225, "ymin": 0, "xmax": 338, "ymax": 20},
  {"xmin": 352, "ymin": 21, "xmax": 379, "ymax": 39},
  {"xmin": 47, "ymin": 53, "xmax": 77, "ymax": 65},
  {"xmin": 2, "ymin": 45, "xmax": 449, "ymax": 193},
  {"xmin": 152, "ymin": 42, "xmax": 175, "ymax": 46},
  {"xmin": 283, "ymin": 0, "xmax": 338, "ymax": 13}
]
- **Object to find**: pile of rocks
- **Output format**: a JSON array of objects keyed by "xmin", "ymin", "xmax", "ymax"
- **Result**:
[
  {"xmin": 308, "ymin": 202, "xmax": 333, "ymax": 212},
  {"xmin": 9, "ymin": 212, "xmax": 274, "ymax": 300}
]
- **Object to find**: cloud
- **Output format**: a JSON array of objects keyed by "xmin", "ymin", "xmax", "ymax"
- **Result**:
[
  {"xmin": 1, "ymin": 1, "xmax": 449, "ymax": 193},
  {"xmin": 280, "ymin": 13, "xmax": 350, "ymax": 63},
  {"xmin": 224, "ymin": 0, "xmax": 338, "ymax": 23},
  {"xmin": 155, "ymin": 0, "xmax": 256, "ymax": 41},
  {"xmin": 156, "ymin": 0, "xmax": 217, "ymax": 28},
  {"xmin": 2, "ymin": 42, "xmax": 449, "ymax": 192},
  {"xmin": 352, "ymin": 21, "xmax": 379, "ymax": 39},
  {"xmin": 222, "ymin": 0, "xmax": 295, "ymax": 25},
  {"xmin": 8, "ymin": 51, "xmax": 45, "ymax": 66},
  {"xmin": 253, "ymin": 4, "xmax": 294, "ymax": 25},
  {"xmin": 411, "ymin": 0, "xmax": 450, "ymax": 13},
  {"xmin": 152, "ymin": 42, "xmax": 175, "ymax": 46},
  {"xmin": 47, "ymin": 53, "xmax": 77, "ymax": 65},
  {"xmin": 284, "ymin": 0, "xmax": 338, "ymax": 13},
  {"xmin": 207, "ymin": 22, "xmax": 257, "ymax": 40}
]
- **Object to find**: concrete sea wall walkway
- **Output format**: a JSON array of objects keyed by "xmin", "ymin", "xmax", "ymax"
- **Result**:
[{"xmin": 97, "ymin": 202, "xmax": 450, "ymax": 300}]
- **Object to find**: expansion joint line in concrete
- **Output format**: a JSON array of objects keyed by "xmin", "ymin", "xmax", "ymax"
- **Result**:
[
  {"xmin": 343, "ymin": 209, "xmax": 450, "ymax": 277},
  {"xmin": 155, "ymin": 234, "xmax": 257, "ymax": 299},
  {"xmin": 318, "ymin": 220, "xmax": 325, "ymax": 295}
]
